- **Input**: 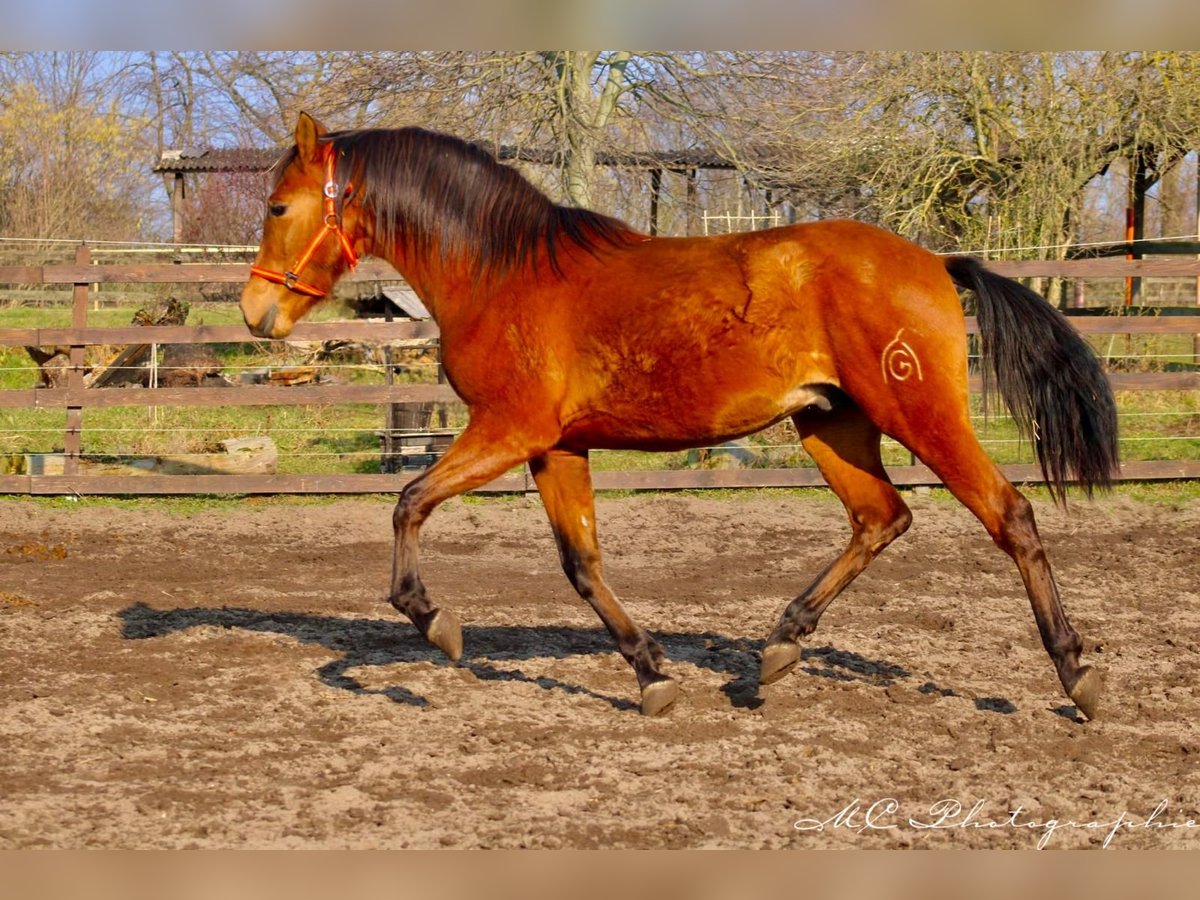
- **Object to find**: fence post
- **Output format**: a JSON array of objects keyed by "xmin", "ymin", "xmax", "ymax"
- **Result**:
[
  {"xmin": 382, "ymin": 303, "xmax": 395, "ymax": 474},
  {"xmin": 649, "ymin": 168, "xmax": 662, "ymax": 237},
  {"xmin": 64, "ymin": 243, "xmax": 90, "ymax": 476}
]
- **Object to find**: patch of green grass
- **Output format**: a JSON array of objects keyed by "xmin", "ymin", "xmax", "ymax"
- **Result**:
[
  {"xmin": 15, "ymin": 492, "xmax": 392, "ymax": 516},
  {"xmin": 11, "ymin": 480, "xmax": 1196, "ymax": 518},
  {"xmin": 1098, "ymin": 479, "xmax": 1200, "ymax": 505},
  {"xmin": 0, "ymin": 303, "xmax": 1195, "ymax": 487},
  {"xmin": 1, "ymin": 300, "xmax": 448, "ymax": 472}
]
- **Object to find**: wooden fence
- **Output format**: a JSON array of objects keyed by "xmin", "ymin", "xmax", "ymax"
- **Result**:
[{"xmin": 0, "ymin": 247, "xmax": 1197, "ymax": 495}]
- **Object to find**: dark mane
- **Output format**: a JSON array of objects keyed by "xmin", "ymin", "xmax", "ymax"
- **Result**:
[{"xmin": 279, "ymin": 127, "xmax": 638, "ymax": 277}]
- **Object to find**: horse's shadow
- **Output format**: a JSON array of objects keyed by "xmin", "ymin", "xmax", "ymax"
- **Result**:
[{"xmin": 118, "ymin": 602, "xmax": 951, "ymax": 713}]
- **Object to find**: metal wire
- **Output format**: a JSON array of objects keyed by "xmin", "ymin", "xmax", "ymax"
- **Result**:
[
  {"xmin": 1, "ymin": 414, "xmax": 1195, "ymax": 439},
  {"xmin": 0, "ymin": 236, "xmax": 259, "ymax": 251},
  {"xmin": 950, "ymin": 231, "xmax": 1200, "ymax": 256},
  {"xmin": 0, "ymin": 363, "xmax": 439, "ymax": 374},
  {"xmin": 6, "ymin": 353, "xmax": 1196, "ymax": 375},
  {"xmin": 4, "ymin": 432, "xmax": 1174, "ymax": 459}
]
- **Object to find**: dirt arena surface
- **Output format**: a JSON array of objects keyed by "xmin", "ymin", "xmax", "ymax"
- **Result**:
[{"xmin": 1, "ymin": 489, "xmax": 1198, "ymax": 849}]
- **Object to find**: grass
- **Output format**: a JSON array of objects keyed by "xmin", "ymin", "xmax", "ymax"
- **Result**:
[
  {"xmin": 0, "ymin": 301, "xmax": 1196, "ymax": 482},
  {"xmin": 11, "ymin": 480, "xmax": 1199, "ymax": 519},
  {"xmin": 0, "ymin": 298, "xmax": 443, "ymax": 471},
  {"xmin": 588, "ymin": 389, "xmax": 1200, "ymax": 473}
]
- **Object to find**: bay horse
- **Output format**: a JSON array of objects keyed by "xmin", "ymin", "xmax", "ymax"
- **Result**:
[{"xmin": 241, "ymin": 113, "xmax": 1119, "ymax": 719}]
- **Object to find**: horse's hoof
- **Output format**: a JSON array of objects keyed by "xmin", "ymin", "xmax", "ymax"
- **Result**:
[
  {"xmin": 1069, "ymin": 665, "xmax": 1102, "ymax": 721},
  {"xmin": 640, "ymin": 678, "xmax": 679, "ymax": 717},
  {"xmin": 424, "ymin": 608, "xmax": 463, "ymax": 661},
  {"xmin": 759, "ymin": 641, "xmax": 800, "ymax": 686}
]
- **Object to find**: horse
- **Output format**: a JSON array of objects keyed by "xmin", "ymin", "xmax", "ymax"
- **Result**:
[{"xmin": 240, "ymin": 112, "xmax": 1119, "ymax": 719}]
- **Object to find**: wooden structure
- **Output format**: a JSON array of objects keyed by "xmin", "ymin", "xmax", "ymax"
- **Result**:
[
  {"xmin": 155, "ymin": 145, "xmax": 744, "ymax": 241},
  {"xmin": 155, "ymin": 148, "xmax": 277, "ymax": 244},
  {"xmin": 377, "ymin": 287, "xmax": 447, "ymax": 473},
  {"xmin": 0, "ymin": 250, "xmax": 1197, "ymax": 495}
]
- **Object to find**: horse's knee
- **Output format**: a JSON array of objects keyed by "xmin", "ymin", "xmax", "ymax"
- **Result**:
[
  {"xmin": 556, "ymin": 535, "xmax": 599, "ymax": 597},
  {"xmin": 392, "ymin": 483, "xmax": 425, "ymax": 532},
  {"xmin": 856, "ymin": 499, "xmax": 912, "ymax": 555},
  {"xmin": 890, "ymin": 503, "xmax": 914, "ymax": 541}
]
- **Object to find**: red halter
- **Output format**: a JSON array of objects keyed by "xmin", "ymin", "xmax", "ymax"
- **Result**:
[{"xmin": 250, "ymin": 144, "xmax": 359, "ymax": 298}]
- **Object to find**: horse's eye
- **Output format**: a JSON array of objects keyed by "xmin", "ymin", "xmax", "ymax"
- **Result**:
[{"xmin": 269, "ymin": 203, "xmax": 287, "ymax": 217}]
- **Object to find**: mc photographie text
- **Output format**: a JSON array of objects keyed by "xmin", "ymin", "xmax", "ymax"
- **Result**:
[{"xmin": 793, "ymin": 798, "xmax": 1198, "ymax": 849}]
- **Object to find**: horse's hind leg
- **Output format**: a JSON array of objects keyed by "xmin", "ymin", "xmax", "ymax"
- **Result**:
[
  {"xmin": 530, "ymin": 448, "xmax": 678, "ymax": 716},
  {"xmin": 760, "ymin": 403, "xmax": 912, "ymax": 686},
  {"xmin": 891, "ymin": 418, "xmax": 1100, "ymax": 718},
  {"xmin": 390, "ymin": 416, "xmax": 544, "ymax": 660}
]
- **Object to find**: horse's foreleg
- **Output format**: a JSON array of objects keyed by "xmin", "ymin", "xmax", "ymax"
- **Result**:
[
  {"xmin": 530, "ymin": 448, "xmax": 678, "ymax": 716},
  {"xmin": 390, "ymin": 418, "xmax": 538, "ymax": 660},
  {"xmin": 760, "ymin": 404, "xmax": 912, "ymax": 686}
]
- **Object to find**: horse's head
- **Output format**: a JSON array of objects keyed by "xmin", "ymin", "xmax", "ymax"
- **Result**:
[{"xmin": 241, "ymin": 112, "xmax": 366, "ymax": 339}]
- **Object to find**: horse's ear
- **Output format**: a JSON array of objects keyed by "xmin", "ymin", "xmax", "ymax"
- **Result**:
[{"xmin": 295, "ymin": 112, "xmax": 326, "ymax": 165}]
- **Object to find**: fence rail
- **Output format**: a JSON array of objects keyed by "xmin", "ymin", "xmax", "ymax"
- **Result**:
[
  {"xmin": 5, "ymin": 255, "xmax": 1197, "ymax": 285},
  {"xmin": 1, "ymin": 250, "xmax": 1198, "ymax": 495}
]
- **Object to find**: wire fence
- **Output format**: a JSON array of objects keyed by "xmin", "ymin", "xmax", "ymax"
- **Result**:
[{"xmin": 0, "ymin": 245, "xmax": 1197, "ymax": 494}]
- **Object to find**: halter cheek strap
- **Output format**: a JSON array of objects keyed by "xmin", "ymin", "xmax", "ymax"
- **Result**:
[{"xmin": 250, "ymin": 144, "xmax": 359, "ymax": 298}]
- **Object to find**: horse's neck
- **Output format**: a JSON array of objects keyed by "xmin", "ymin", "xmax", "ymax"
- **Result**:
[{"xmin": 377, "ymin": 239, "xmax": 475, "ymax": 327}]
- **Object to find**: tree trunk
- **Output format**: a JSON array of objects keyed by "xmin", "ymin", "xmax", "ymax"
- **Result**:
[{"xmin": 556, "ymin": 51, "xmax": 630, "ymax": 209}]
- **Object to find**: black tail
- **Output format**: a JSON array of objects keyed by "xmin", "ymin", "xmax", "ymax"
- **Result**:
[{"xmin": 944, "ymin": 255, "xmax": 1119, "ymax": 503}]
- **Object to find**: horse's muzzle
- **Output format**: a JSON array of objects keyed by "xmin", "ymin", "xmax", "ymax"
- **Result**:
[{"xmin": 246, "ymin": 304, "xmax": 278, "ymax": 339}]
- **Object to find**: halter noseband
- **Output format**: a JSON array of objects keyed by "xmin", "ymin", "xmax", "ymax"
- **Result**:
[{"xmin": 249, "ymin": 143, "xmax": 359, "ymax": 298}]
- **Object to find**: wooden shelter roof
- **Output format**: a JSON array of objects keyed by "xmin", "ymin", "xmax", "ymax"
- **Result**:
[{"xmin": 154, "ymin": 145, "xmax": 740, "ymax": 175}]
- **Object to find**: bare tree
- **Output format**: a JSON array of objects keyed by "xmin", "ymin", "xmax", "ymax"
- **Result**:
[
  {"xmin": 320, "ymin": 51, "xmax": 796, "ymax": 212},
  {"xmin": 0, "ymin": 52, "xmax": 146, "ymax": 242},
  {"xmin": 747, "ymin": 53, "xmax": 1200, "ymax": 247},
  {"xmin": 4, "ymin": 50, "xmax": 1196, "ymax": 257}
]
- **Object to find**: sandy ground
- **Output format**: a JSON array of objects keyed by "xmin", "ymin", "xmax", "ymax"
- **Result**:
[{"xmin": 1, "ymin": 488, "xmax": 1198, "ymax": 849}]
